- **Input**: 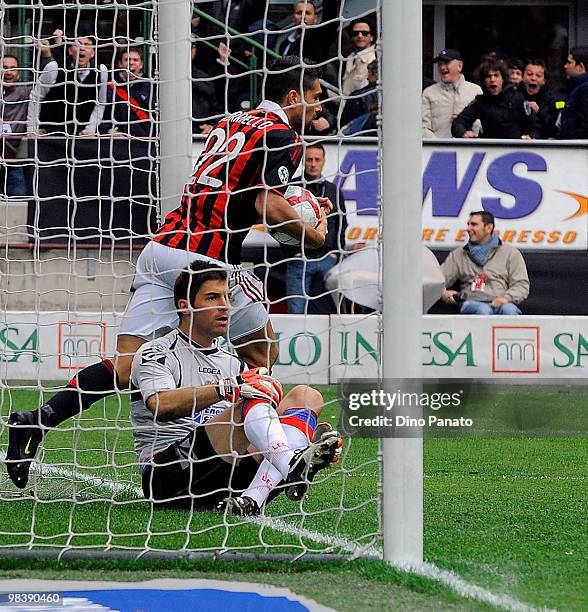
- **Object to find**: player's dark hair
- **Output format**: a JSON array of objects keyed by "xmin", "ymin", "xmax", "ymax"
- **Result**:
[
  {"xmin": 470, "ymin": 210, "xmax": 495, "ymax": 229},
  {"xmin": 265, "ymin": 57, "xmax": 322, "ymax": 103},
  {"xmin": 478, "ymin": 59, "xmax": 508, "ymax": 83},
  {"xmin": 569, "ymin": 46, "xmax": 588, "ymax": 69},
  {"xmin": 524, "ymin": 58, "xmax": 548, "ymax": 78},
  {"xmin": 2, "ymin": 54, "xmax": 19, "ymax": 67},
  {"xmin": 174, "ymin": 261, "xmax": 228, "ymax": 314}
]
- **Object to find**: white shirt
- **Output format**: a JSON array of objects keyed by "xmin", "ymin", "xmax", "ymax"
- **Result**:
[
  {"xmin": 257, "ymin": 99, "xmax": 290, "ymax": 125},
  {"xmin": 27, "ymin": 60, "xmax": 108, "ymax": 133}
]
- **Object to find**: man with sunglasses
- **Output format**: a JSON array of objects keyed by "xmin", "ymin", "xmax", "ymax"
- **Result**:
[{"xmin": 343, "ymin": 18, "xmax": 377, "ymax": 96}]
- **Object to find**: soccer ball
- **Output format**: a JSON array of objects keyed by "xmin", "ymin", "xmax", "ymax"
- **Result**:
[{"xmin": 270, "ymin": 185, "xmax": 322, "ymax": 246}]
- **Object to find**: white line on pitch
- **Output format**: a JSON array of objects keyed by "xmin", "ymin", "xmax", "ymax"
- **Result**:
[{"xmin": 0, "ymin": 455, "xmax": 545, "ymax": 612}]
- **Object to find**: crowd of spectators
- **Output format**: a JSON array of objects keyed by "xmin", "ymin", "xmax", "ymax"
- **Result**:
[
  {"xmin": 0, "ymin": 3, "xmax": 382, "ymax": 196},
  {"xmin": 1, "ymin": 2, "xmax": 587, "ymax": 197},
  {"xmin": 423, "ymin": 46, "xmax": 588, "ymax": 140},
  {"xmin": 0, "ymin": 29, "xmax": 158, "ymax": 195},
  {"xmin": 1, "ymin": 2, "xmax": 586, "ymax": 319},
  {"xmin": 188, "ymin": 2, "xmax": 378, "ymax": 136}
]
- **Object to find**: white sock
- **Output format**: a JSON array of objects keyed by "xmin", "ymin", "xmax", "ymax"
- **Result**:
[
  {"xmin": 282, "ymin": 423, "xmax": 309, "ymax": 451},
  {"xmin": 243, "ymin": 400, "xmax": 294, "ymax": 480},
  {"xmin": 242, "ymin": 459, "xmax": 283, "ymax": 507},
  {"xmin": 242, "ymin": 425, "xmax": 309, "ymax": 507}
]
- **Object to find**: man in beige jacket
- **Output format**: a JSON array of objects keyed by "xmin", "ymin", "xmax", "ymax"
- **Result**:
[
  {"xmin": 422, "ymin": 49, "xmax": 482, "ymax": 138},
  {"xmin": 441, "ymin": 211, "xmax": 529, "ymax": 315}
]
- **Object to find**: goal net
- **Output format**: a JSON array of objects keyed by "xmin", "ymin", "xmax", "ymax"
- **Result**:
[{"xmin": 0, "ymin": 0, "xmax": 384, "ymax": 560}]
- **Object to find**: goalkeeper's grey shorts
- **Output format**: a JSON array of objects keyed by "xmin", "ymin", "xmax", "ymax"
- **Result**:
[{"xmin": 118, "ymin": 241, "xmax": 268, "ymax": 342}]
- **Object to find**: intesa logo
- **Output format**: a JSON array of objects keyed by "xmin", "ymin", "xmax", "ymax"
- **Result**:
[
  {"xmin": 492, "ymin": 325, "xmax": 540, "ymax": 374},
  {"xmin": 57, "ymin": 321, "xmax": 106, "ymax": 370}
]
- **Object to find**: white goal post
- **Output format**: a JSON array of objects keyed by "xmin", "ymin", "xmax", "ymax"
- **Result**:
[
  {"xmin": 0, "ymin": 0, "xmax": 423, "ymax": 566},
  {"xmin": 381, "ymin": 0, "xmax": 423, "ymax": 566}
]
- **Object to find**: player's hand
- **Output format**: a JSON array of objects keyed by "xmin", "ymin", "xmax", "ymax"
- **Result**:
[
  {"xmin": 316, "ymin": 196, "xmax": 333, "ymax": 214},
  {"xmin": 240, "ymin": 367, "xmax": 283, "ymax": 406},
  {"xmin": 216, "ymin": 367, "xmax": 283, "ymax": 406},
  {"xmin": 314, "ymin": 212, "xmax": 328, "ymax": 239},
  {"xmin": 463, "ymin": 130, "xmax": 476, "ymax": 139},
  {"xmin": 441, "ymin": 289, "xmax": 458, "ymax": 305}
]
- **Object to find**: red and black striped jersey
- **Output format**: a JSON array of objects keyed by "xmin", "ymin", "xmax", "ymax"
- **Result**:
[{"xmin": 154, "ymin": 109, "xmax": 303, "ymax": 264}]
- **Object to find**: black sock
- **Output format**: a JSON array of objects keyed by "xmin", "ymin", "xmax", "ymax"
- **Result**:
[{"xmin": 41, "ymin": 359, "xmax": 118, "ymax": 428}]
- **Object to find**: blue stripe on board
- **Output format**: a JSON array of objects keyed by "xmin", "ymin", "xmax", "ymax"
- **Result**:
[{"xmin": 63, "ymin": 589, "xmax": 309, "ymax": 612}]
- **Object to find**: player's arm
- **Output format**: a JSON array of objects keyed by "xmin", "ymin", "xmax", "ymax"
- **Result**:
[
  {"xmin": 257, "ymin": 129, "xmax": 328, "ymax": 248},
  {"xmin": 452, "ymin": 99, "xmax": 479, "ymax": 138},
  {"xmin": 144, "ymin": 367, "xmax": 283, "ymax": 421},
  {"xmin": 133, "ymin": 340, "xmax": 283, "ymax": 422},
  {"xmin": 255, "ymin": 190, "xmax": 327, "ymax": 248},
  {"xmin": 130, "ymin": 344, "xmax": 217, "ymax": 422},
  {"xmin": 146, "ymin": 386, "xmax": 220, "ymax": 421}
]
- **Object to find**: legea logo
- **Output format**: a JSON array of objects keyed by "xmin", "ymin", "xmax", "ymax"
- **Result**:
[
  {"xmin": 58, "ymin": 321, "xmax": 106, "ymax": 370},
  {"xmin": 492, "ymin": 326, "xmax": 540, "ymax": 374}
]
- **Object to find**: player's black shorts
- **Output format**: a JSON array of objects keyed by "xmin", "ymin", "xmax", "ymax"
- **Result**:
[{"xmin": 141, "ymin": 425, "xmax": 260, "ymax": 510}]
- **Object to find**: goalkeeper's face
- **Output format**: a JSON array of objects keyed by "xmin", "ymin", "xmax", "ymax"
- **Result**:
[{"xmin": 178, "ymin": 279, "xmax": 230, "ymax": 342}]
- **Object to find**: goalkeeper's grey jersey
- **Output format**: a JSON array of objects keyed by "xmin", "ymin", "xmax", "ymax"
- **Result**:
[{"xmin": 130, "ymin": 328, "xmax": 245, "ymax": 464}]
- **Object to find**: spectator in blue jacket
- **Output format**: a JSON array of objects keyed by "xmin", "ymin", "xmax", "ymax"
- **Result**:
[
  {"xmin": 452, "ymin": 60, "xmax": 541, "ymax": 139},
  {"xmin": 100, "ymin": 49, "xmax": 155, "ymax": 138},
  {"xmin": 559, "ymin": 47, "xmax": 588, "ymax": 139}
]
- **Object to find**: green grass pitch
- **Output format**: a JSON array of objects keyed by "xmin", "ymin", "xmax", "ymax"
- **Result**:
[{"xmin": 0, "ymin": 385, "xmax": 586, "ymax": 610}]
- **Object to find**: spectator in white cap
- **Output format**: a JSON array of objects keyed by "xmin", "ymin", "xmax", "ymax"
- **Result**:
[{"xmin": 422, "ymin": 49, "xmax": 482, "ymax": 138}]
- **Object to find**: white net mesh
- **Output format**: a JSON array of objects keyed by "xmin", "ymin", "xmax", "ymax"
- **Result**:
[{"xmin": 0, "ymin": 0, "xmax": 382, "ymax": 559}]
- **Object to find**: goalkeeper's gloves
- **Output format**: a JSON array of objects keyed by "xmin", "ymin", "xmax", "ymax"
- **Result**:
[{"xmin": 216, "ymin": 367, "xmax": 283, "ymax": 406}]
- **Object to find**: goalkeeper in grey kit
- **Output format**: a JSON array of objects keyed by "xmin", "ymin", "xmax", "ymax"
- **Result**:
[{"xmin": 131, "ymin": 261, "xmax": 342, "ymax": 515}]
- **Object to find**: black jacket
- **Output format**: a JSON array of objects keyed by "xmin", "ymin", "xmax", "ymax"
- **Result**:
[
  {"xmin": 559, "ymin": 72, "xmax": 588, "ymax": 139},
  {"xmin": 100, "ymin": 74, "xmax": 155, "ymax": 137},
  {"xmin": 39, "ymin": 64, "xmax": 100, "ymax": 135},
  {"xmin": 192, "ymin": 67, "xmax": 222, "ymax": 133},
  {"xmin": 517, "ymin": 84, "xmax": 559, "ymax": 138},
  {"xmin": 341, "ymin": 81, "xmax": 378, "ymax": 127},
  {"xmin": 452, "ymin": 85, "xmax": 542, "ymax": 139},
  {"xmin": 277, "ymin": 21, "xmax": 337, "ymax": 64},
  {"xmin": 304, "ymin": 176, "xmax": 347, "ymax": 260},
  {"xmin": 194, "ymin": 0, "xmax": 264, "ymax": 75}
]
